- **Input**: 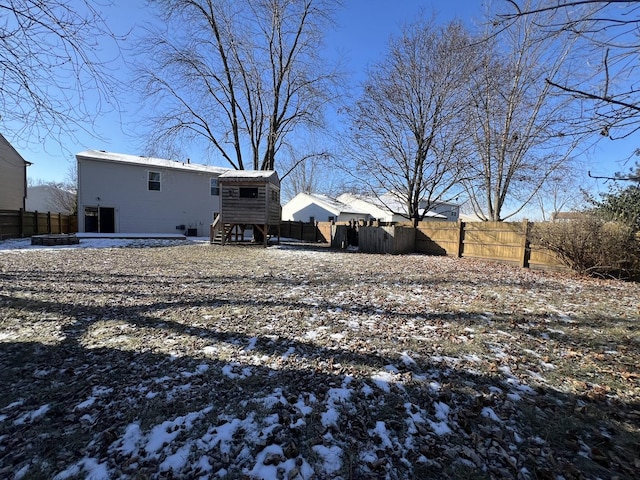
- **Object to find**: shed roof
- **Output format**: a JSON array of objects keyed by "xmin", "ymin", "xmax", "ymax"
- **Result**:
[
  {"xmin": 76, "ymin": 150, "xmax": 230, "ymax": 175},
  {"xmin": 218, "ymin": 170, "xmax": 279, "ymax": 184}
]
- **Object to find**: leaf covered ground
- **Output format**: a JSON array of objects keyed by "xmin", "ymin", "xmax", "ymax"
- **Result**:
[{"xmin": 0, "ymin": 239, "xmax": 638, "ymax": 479}]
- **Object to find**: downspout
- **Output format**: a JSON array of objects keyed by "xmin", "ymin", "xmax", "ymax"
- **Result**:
[{"xmin": 23, "ymin": 161, "xmax": 32, "ymax": 210}]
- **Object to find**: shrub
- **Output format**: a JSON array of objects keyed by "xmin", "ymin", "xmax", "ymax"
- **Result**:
[{"xmin": 530, "ymin": 216, "xmax": 640, "ymax": 280}]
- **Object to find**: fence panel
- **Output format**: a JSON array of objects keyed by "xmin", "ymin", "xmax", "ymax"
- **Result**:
[
  {"xmin": 462, "ymin": 221, "xmax": 528, "ymax": 266},
  {"xmin": 359, "ymin": 226, "xmax": 415, "ymax": 254},
  {"xmin": 0, "ymin": 209, "xmax": 77, "ymax": 240},
  {"xmin": 0, "ymin": 210, "xmax": 21, "ymax": 240},
  {"xmin": 278, "ymin": 221, "xmax": 330, "ymax": 242},
  {"xmin": 529, "ymin": 244, "xmax": 568, "ymax": 271},
  {"xmin": 415, "ymin": 221, "xmax": 462, "ymax": 256}
]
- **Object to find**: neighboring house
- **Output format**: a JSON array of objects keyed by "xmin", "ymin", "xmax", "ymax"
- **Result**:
[
  {"xmin": 26, "ymin": 184, "xmax": 76, "ymax": 214},
  {"xmin": 336, "ymin": 193, "xmax": 454, "ymax": 222},
  {"xmin": 336, "ymin": 193, "xmax": 406, "ymax": 222},
  {"xmin": 429, "ymin": 201, "xmax": 460, "ymax": 221},
  {"xmin": 0, "ymin": 133, "xmax": 31, "ymax": 210},
  {"xmin": 76, "ymin": 150, "xmax": 230, "ymax": 235},
  {"xmin": 281, "ymin": 192, "xmax": 371, "ymax": 223},
  {"xmin": 282, "ymin": 191, "xmax": 460, "ymax": 223},
  {"xmin": 459, "ymin": 212, "xmax": 486, "ymax": 222},
  {"xmin": 551, "ymin": 211, "xmax": 587, "ymax": 222}
]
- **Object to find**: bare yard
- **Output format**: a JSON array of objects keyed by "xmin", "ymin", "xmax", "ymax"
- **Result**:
[{"xmin": 0, "ymin": 239, "xmax": 638, "ymax": 479}]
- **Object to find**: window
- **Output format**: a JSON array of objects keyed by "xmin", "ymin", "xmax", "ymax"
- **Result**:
[
  {"xmin": 328, "ymin": 216, "xmax": 335, "ymax": 222},
  {"xmin": 148, "ymin": 171, "xmax": 161, "ymax": 191},
  {"xmin": 239, "ymin": 187, "xmax": 258, "ymax": 198},
  {"xmin": 210, "ymin": 178, "xmax": 219, "ymax": 196},
  {"xmin": 309, "ymin": 216, "xmax": 315, "ymax": 224}
]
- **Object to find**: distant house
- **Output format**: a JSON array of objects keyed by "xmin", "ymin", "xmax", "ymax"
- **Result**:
[
  {"xmin": 335, "ymin": 193, "xmax": 406, "ymax": 223},
  {"xmin": 281, "ymin": 192, "xmax": 371, "ymax": 223},
  {"xmin": 26, "ymin": 184, "xmax": 76, "ymax": 214},
  {"xmin": 76, "ymin": 150, "xmax": 230, "ymax": 235},
  {"xmin": 551, "ymin": 211, "xmax": 587, "ymax": 222},
  {"xmin": 336, "ymin": 193, "xmax": 456, "ymax": 222},
  {"xmin": 0, "ymin": 133, "xmax": 31, "ymax": 210},
  {"xmin": 429, "ymin": 201, "xmax": 460, "ymax": 221},
  {"xmin": 282, "ymin": 191, "xmax": 459, "ymax": 224}
]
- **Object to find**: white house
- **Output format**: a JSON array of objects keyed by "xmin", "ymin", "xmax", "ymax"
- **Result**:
[
  {"xmin": 336, "ymin": 193, "xmax": 457, "ymax": 222},
  {"xmin": 0, "ymin": 133, "xmax": 30, "ymax": 210},
  {"xmin": 336, "ymin": 193, "xmax": 406, "ymax": 222},
  {"xmin": 76, "ymin": 150, "xmax": 230, "ymax": 235},
  {"xmin": 281, "ymin": 192, "xmax": 371, "ymax": 223},
  {"xmin": 429, "ymin": 201, "xmax": 460, "ymax": 221},
  {"xmin": 26, "ymin": 184, "xmax": 76, "ymax": 214},
  {"xmin": 282, "ymin": 191, "xmax": 460, "ymax": 224}
]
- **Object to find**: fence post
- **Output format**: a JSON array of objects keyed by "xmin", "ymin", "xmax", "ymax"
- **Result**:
[
  {"xmin": 58, "ymin": 212, "xmax": 62, "ymax": 233},
  {"xmin": 520, "ymin": 219, "xmax": 531, "ymax": 268},
  {"xmin": 456, "ymin": 221, "xmax": 465, "ymax": 258},
  {"xmin": 47, "ymin": 212, "xmax": 52, "ymax": 234}
]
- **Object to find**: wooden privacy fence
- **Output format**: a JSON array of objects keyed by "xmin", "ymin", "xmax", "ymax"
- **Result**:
[
  {"xmin": 0, "ymin": 209, "xmax": 77, "ymax": 241},
  {"xmin": 359, "ymin": 220, "xmax": 567, "ymax": 271},
  {"xmin": 275, "ymin": 220, "xmax": 332, "ymax": 243},
  {"xmin": 359, "ymin": 225, "xmax": 415, "ymax": 254}
]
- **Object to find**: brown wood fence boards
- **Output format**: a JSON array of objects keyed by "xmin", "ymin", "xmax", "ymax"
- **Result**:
[
  {"xmin": 528, "ymin": 244, "xmax": 567, "ymax": 272},
  {"xmin": 461, "ymin": 221, "xmax": 528, "ymax": 266},
  {"xmin": 356, "ymin": 220, "xmax": 569, "ymax": 271},
  {"xmin": 359, "ymin": 226, "xmax": 415, "ymax": 254},
  {"xmin": 415, "ymin": 222, "xmax": 462, "ymax": 256},
  {"xmin": 0, "ymin": 209, "xmax": 77, "ymax": 240},
  {"xmin": 277, "ymin": 220, "xmax": 330, "ymax": 243}
]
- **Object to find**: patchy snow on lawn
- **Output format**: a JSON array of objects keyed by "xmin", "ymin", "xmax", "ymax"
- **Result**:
[{"xmin": 1, "ymin": 237, "xmax": 638, "ymax": 479}]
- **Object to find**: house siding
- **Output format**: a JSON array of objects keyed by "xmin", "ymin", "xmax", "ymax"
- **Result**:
[
  {"xmin": 285, "ymin": 202, "xmax": 332, "ymax": 222},
  {"xmin": 77, "ymin": 154, "xmax": 225, "ymax": 235},
  {"xmin": 0, "ymin": 134, "xmax": 28, "ymax": 210}
]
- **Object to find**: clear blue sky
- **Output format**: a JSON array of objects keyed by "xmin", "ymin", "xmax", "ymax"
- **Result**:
[{"xmin": 7, "ymin": 0, "xmax": 635, "ymax": 191}]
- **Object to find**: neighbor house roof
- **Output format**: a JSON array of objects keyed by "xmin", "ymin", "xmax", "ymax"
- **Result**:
[
  {"xmin": 293, "ymin": 192, "xmax": 369, "ymax": 217},
  {"xmin": 0, "ymin": 133, "xmax": 32, "ymax": 166},
  {"xmin": 337, "ymin": 192, "xmax": 447, "ymax": 220},
  {"xmin": 76, "ymin": 150, "xmax": 230, "ymax": 175}
]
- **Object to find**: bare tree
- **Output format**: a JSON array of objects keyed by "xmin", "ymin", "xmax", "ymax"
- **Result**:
[
  {"xmin": 463, "ymin": 1, "xmax": 584, "ymax": 221},
  {"xmin": 345, "ymin": 20, "xmax": 476, "ymax": 226},
  {"xmin": 279, "ymin": 143, "xmax": 337, "ymax": 201},
  {"xmin": 535, "ymin": 165, "xmax": 586, "ymax": 221},
  {"xmin": 28, "ymin": 162, "xmax": 77, "ymax": 214},
  {"xmin": 139, "ymin": 0, "xmax": 341, "ymax": 171},
  {"xmin": 0, "ymin": 0, "xmax": 122, "ymax": 149},
  {"xmin": 500, "ymin": 1, "xmax": 640, "ymax": 140}
]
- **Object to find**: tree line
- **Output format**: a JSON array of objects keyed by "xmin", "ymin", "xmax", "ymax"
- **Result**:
[{"xmin": 1, "ymin": 0, "xmax": 638, "ymax": 223}]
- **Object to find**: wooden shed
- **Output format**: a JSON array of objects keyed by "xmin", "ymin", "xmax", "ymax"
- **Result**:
[{"xmin": 210, "ymin": 170, "xmax": 281, "ymax": 246}]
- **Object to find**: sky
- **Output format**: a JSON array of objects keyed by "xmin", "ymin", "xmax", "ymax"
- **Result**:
[
  {"xmin": 5, "ymin": 0, "xmax": 484, "ymax": 183},
  {"xmin": 6, "ymin": 0, "xmax": 637, "ymax": 193}
]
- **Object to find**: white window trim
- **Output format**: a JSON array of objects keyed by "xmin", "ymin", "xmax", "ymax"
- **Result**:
[
  {"xmin": 148, "ymin": 171, "xmax": 161, "ymax": 191},
  {"xmin": 210, "ymin": 177, "xmax": 220, "ymax": 196}
]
